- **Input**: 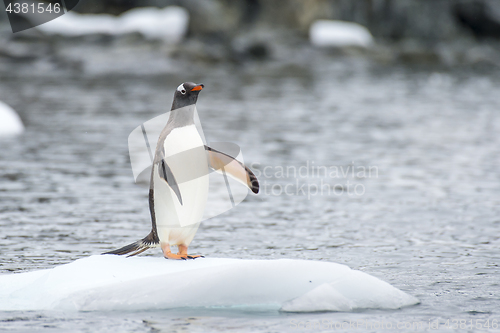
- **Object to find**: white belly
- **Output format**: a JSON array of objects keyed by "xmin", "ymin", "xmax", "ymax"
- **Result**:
[{"xmin": 154, "ymin": 125, "xmax": 209, "ymax": 246}]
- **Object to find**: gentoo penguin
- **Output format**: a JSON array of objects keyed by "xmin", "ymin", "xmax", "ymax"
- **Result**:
[{"xmin": 105, "ymin": 82, "xmax": 259, "ymax": 259}]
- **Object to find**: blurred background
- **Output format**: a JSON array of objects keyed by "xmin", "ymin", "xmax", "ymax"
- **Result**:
[{"xmin": 0, "ymin": 0, "xmax": 500, "ymax": 331}]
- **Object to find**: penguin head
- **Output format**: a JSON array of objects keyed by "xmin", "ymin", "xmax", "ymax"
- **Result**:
[{"xmin": 171, "ymin": 82, "xmax": 204, "ymax": 110}]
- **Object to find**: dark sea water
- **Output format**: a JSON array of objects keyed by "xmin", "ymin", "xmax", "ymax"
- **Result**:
[{"xmin": 0, "ymin": 36, "xmax": 499, "ymax": 332}]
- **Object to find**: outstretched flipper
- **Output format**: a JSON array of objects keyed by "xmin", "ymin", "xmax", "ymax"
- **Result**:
[{"xmin": 205, "ymin": 145, "xmax": 259, "ymax": 194}]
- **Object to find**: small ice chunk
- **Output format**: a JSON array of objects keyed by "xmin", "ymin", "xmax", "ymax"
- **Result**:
[
  {"xmin": 310, "ymin": 20, "xmax": 374, "ymax": 48},
  {"xmin": 35, "ymin": 6, "xmax": 189, "ymax": 43},
  {"xmin": 0, "ymin": 101, "xmax": 24, "ymax": 137}
]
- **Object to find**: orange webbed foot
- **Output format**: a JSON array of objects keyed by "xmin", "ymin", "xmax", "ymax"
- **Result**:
[
  {"xmin": 163, "ymin": 253, "xmax": 204, "ymax": 260},
  {"xmin": 162, "ymin": 244, "xmax": 204, "ymax": 260},
  {"xmin": 164, "ymin": 252, "xmax": 188, "ymax": 260}
]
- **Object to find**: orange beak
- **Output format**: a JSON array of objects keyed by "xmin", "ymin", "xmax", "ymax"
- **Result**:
[{"xmin": 191, "ymin": 84, "xmax": 204, "ymax": 92}]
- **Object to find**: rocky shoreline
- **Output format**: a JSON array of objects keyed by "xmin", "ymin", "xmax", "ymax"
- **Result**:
[{"xmin": 1, "ymin": 0, "xmax": 500, "ymax": 70}]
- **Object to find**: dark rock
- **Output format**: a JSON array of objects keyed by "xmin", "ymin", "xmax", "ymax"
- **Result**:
[
  {"xmin": 454, "ymin": 0, "xmax": 500, "ymax": 39},
  {"xmin": 398, "ymin": 49, "xmax": 440, "ymax": 64},
  {"xmin": 244, "ymin": 42, "xmax": 269, "ymax": 60}
]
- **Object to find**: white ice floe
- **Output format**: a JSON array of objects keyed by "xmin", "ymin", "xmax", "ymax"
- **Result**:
[
  {"xmin": 0, "ymin": 101, "xmax": 24, "ymax": 136},
  {"xmin": 309, "ymin": 20, "xmax": 374, "ymax": 48},
  {"xmin": 0, "ymin": 255, "xmax": 418, "ymax": 312},
  {"xmin": 35, "ymin": 6, "xmax": 189, "ymax": 42}
]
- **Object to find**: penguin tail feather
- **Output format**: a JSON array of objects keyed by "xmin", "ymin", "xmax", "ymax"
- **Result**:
[{"xmin": 103, "ymin": 231, "xmax": 159, "ymax": 257}]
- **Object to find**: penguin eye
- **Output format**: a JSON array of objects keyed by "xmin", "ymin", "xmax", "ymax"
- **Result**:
[{"xmin": 177, "ymin": 84, "xmax": 187, "ymax": 95}]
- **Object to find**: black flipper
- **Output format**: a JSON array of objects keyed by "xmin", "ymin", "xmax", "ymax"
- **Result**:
[
  {"xmin": 158, "ymin": 159, "xmax": 183, "ymax": 205},
  {"xmin": 103, "ymin": 230, "xmax": 159, "ymax": 257}
]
